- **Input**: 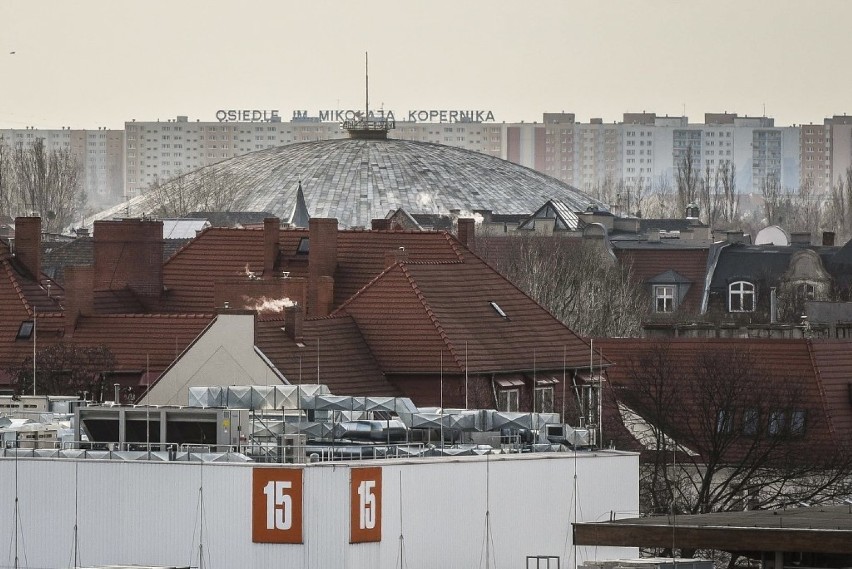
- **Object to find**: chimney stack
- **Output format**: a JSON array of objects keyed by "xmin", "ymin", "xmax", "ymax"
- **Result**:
[
  {"xmin": 63, "ymin": 265, "xmax": 94, "ymax": 336},
  {"xmin": 308, "ymin": 218, "xmax": 338, "ymax": 317},
  {"xmin": 384, "ymin": 247, "xmax": 409, "ymax": 268},
  {"xmin": 283, "ymin": 303, "xmax": 304, "ymax": 343},
  {"xmin": 14, "ymin": 217, "xmax": 41, "ymax": 279},
  {"xmin": 457, "ymin": 218, "xmax": 476, "ymax": 250},
  {"xmin": 263, "ymin": 217, "xmax": 280, "ymax": 278},
  {"xmin": 94, "ymin": 219, "xmax": 163, "ymax": 297}
]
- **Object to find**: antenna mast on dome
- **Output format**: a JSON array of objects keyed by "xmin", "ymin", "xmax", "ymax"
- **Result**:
[{"xmin": 343, "ymin": 52, "xmax": 394, "ymax": 139}]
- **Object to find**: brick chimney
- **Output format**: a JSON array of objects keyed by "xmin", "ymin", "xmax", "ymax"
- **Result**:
[
  {"xmin": 63, "ymin": 265, "xmax": 94, "ymax": 336},
  {"xmin": 371, "ymin": 218, "xmax": 390, "ymax": 231},
  {"xmin": 457, "ymin": 218, "xmax": 476, "ymax": 250},
  {"xmin": 93, "ymin": 219, "xmax": 163, "ymax": 297},
  {"xmin": 14, "ymin": 217, "xmax": 41, "ymax": 279},
  {"xmin": 308, "ymin": 218, "xmax": 338, "ymax": 317},
  {"xmin": 263, "ymin": 217, "xmax": 280, "ymax": 278},
  {"xmin": 385, "ymin": 247, "xmax": 409, "ymax": 268},
  {"xmin": 283, "ymin": 303, "xmax": 304, "ymax": 343}
]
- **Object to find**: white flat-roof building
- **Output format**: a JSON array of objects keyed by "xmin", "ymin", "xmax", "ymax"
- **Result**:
[{"xmin": 0, "ymin": 450, "xmax": 638, "ymax": 569}]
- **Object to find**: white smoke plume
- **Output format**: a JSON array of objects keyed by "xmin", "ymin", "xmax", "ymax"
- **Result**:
[{"xmin": 243, "ymin": 296, "xmax": 295, "ymax": 313}]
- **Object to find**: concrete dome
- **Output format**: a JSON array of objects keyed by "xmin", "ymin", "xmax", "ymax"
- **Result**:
[{"xmin": 96, "ymin": 138, "xmax": 605, "ymax": 228}]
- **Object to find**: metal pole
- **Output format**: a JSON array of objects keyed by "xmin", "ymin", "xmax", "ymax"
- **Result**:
[{"xmin": 32, "ymin": 309, "xmax": 36, "ymax": 397}]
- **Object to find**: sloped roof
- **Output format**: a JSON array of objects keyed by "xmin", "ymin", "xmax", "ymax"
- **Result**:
[
  {"xmin": 333, "ymin": 254, "xmax": 601, "ymax": 374},
  {"xmin": 809, "ymin": 340, "xmax": 852, "ymax": 442},
  {"xmin": 89, "ymin": 138, "xmax": 604, "ymax": 229},
  {"xmin": 162, "ymin": 226, "xmax": 464, "ymax": 312},
  {"xmin": 42, "ymin": 236, "xmax": 188, "ymax": 286},
  {"xmin": 616, "ymin": 247, "xmax": 710, "ymax": 313},
  {"xmin": 517, "ymin": 199, "xmax": 582, "ymax": 231},
  {"xmin": 68, "ymin": 314, "xmax": 213, "ymax": 377},
  {"xmin": 594, "ymin": 337, "xmax": 838, "ymax": 456},
  {"xmin": 255, "ymin": 314, "xmax": 397, "ymax": 396}
]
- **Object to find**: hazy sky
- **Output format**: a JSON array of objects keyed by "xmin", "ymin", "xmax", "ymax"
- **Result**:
[{"xmin": 1, "ymin": 0, "xmax": 850, "ymax": 130}]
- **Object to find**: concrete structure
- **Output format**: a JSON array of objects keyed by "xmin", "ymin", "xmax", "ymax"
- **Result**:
[
  {"xmin": 0, "ymin": 450, "xmax": 638, "ymax": 568},
  {"xmin": 143, "ymin": 311, "xmax": 286, "ymax": 405}
]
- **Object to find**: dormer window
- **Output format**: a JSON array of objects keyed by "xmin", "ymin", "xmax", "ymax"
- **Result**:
[
  {"xmin": 654, "ymin": 285, "xmax": 676, "ymax": 313},
  {"xmin": 729, "ymin": 281, "xmax": 755, "ymax": 312}
]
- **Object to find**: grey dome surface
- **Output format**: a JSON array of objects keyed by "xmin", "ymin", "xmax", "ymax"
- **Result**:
[{"xmin": 95, "ymin": 139, "xmax": 605, "ymax": 228}]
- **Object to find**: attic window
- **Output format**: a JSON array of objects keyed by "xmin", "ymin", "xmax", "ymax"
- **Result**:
[
  {"xmin": 17, "ymin": 321, "xmax": 34, "ymax": 340},
  {"xmin": 489, "ymin": 301, "xmax": 508, "ymax": 319},
  {"xmin": 296, "ymin": 237, "xmax": 309, "ymax": 255}
]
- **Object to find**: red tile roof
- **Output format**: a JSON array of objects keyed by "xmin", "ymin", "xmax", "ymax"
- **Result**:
[
  {"xmin": 595, "ymin": 337, "xmax": 838, "ymax": 457},
  {"xmin": 333, "ymin": 254, "xmax": 601, "ymax": 374},
  {"xmin": 68, "ymin": 313, "xmax": 214, "ymax": 376},
  {"xmin": 163, "ymin": 227, "xmax": 266, "ymax": 312},
  {"xmin": 615, "ymin": 247, "xmax": 710, "ymax": 313},
  {"xmin": 809, "ymin": 340, "xmax": 852, "ymax": 443},
  {"xmin": 255, "ymin": 314, "xmax": 398, "ymax": 396},
  {"xmin": 162, "ymin": 226, "xmax": 464, "ymax": 313}
]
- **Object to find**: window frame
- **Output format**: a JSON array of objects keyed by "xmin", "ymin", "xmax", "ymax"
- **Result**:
[
  {"xmin": 654, "ymin": 284, "xmax": 676, "ymax": 313},
  {"xmin": 729, "ymin": 281, "xmax": 756, "ymax": 312},
  {"xmin": 498, "ymin": 389, "xmax": 519, "ymax": 413},
  {"xmin": 534, "ymin": 386, "xmax": 555, "ymax": 414}
]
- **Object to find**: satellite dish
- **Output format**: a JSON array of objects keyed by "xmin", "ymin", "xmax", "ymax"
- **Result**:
[{"xmin": 755, "ymin": 225, "xmax": 789, "ymax": 246}]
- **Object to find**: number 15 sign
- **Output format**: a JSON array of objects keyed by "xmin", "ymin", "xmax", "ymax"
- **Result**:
[
  {"xmin": 252, "ymin": 468, "xmax": 303, "ymax": 543},
  {"xmin": 350, "ymin": 467, "xmax": 382, "ymax": 543}
]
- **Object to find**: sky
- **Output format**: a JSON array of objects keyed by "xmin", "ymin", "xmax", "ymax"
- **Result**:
[{"xmin": 1, "ymin": 0, "xmax": 851, "ymax": 130}]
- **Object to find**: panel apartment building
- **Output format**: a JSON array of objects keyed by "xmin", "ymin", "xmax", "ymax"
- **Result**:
[
  {"xmin": 8, "ymin": 111, "xmax": 852, "ymax": 212},
  {"xmin": 0, "ymin": 126, "xmax": 124, "ymax": 211}
]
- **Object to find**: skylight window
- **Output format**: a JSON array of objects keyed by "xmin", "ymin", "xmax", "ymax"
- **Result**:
[
  {"xmin": 296, "ymin": 237, "xmax": 310, "ymax": 255},
  {"xmin": 489, "ymin": 301, "xmax": 508, "ymax": 319},
  {"xmin": 16, "ymin": 321, "xmax": 33, "ymax": 340}
]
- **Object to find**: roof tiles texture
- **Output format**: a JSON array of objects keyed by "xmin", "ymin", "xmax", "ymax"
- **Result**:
[
  {"xmin": 255, "ymin": 315, "xmax": 397, "ymax": 397},
  {"xmin": 335, "ymin": 255, "xmax": 598, "ymax": 375},
  {"xmin": 595, "ymin": 337, "xmax": 839, "ymax": 457},
  {"xmin": 616, "ymin": 247, "xmax": 710, "ymax": 313}
]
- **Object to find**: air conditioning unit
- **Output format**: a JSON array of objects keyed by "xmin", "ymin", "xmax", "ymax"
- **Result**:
[{"xmin": 278, "ymin": 433, "xmax": 306, "ymax": 464}]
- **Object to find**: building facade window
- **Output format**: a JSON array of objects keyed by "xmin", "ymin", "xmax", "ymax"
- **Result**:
[
  {"xmin": 654, "ymin": 285, "xmax": 676, "ymax": 313},
  {"xmin": 729, "ymin": 281, "xmax": 755, "ymax": 312},
  {"xmin": 742, "ymin": 408, "xmax": 759, "ymax": 436},
  {"xmin": 534, "ymin": 387, "xmax": 554, "ymax": 413},
  {"xmin": 498, "ymin": 389, "xmax": 519, "ymax": 413}
]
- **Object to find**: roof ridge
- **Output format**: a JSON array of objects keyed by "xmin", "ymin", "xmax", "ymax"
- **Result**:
[
  {"xmin": 807, "ymin": 340, "xmax": 839, "ymax": 443},
  {"xmin": 398, "ymin": 264, "xmax": 464, "ymax": 371},
  {"xmin": 3, "ymin": 259, "xmax": 32, "ymax": 315}
]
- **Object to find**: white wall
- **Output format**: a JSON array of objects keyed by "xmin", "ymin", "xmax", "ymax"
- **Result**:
[
  {"xmin": 142, "ymin": 313, "xmax": 285, "ymax": 406},
  {"xmin": 0, "ymin": 450, "xmax": 638, "ymax": 569}
]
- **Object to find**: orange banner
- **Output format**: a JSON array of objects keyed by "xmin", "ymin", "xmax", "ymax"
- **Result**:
[
  {"xmin": 350, "ymin": 467, "xmax": 382, "ymax": 543},
  {"xmin": 252, "ymin": 468, "xmax": 303, "ymax": 543}
]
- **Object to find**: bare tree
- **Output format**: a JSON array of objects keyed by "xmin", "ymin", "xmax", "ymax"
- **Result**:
[
  {"xmin": 148, "ymin": 167, "xmax": 249, "ymax": 217},
  {"xmin": 650, "ymin": 175, "xmax": 676, "ymax": 219},
  {"xmin": 1, "ymin": 138, "xmax": 82, "ymax": 232},
  {"xmin": 676, "ymin": 144, "xmax": 700, "ymax": 214},
  {"xmin": 612, "ymin": 342, "xmax": 852, "ymax": 517},
  {"xmin": 700, "ymin": 163, "xmax": 721, "ymax": 227},
  {"xmin": 7, "ymin": 343, "xmax": 116, "ymax": 398},
  {"xmin": 717, "ymin": 160, "xmax": 738, "ymax": 224},
  {"xmin": 477, "ymin": 233, "xmax": 648, "ymax": 337},
  {"xmin": 760, "ymin": 173, "xmax": 783, "ymax": 226}
]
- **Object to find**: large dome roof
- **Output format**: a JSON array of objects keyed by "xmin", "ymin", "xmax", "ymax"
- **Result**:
[{"xmin": 96, "ymin": 138, "xmax": 605, "ymax": 228}]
